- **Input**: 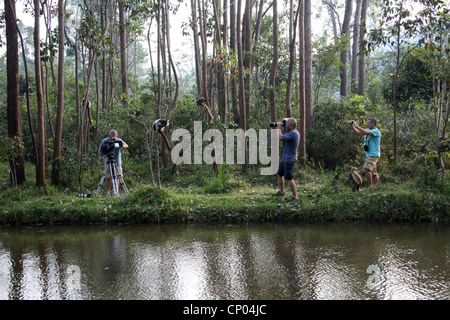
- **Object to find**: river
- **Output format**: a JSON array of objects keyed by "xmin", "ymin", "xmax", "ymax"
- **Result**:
[{"xmin": 0, "ymin": 223, "xmax": 448, "ymax": 300}]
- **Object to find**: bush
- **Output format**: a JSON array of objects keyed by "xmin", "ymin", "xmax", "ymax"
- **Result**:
[
  {"xmin": 306, "ymin": 96, "xmax": 369, "ymax": 170},
  {"xmin": 203, "ymin": 165, "xmax": 232, "ymax": 194}
]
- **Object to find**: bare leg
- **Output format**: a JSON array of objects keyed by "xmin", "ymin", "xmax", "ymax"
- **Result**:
[
  {"xmin": 365, "ymin": 171, "xmax": 373, "ymax": 187},
  {"xmin": 277, "ymin": 174, "xmax": 285, "ymax": 193},
  {"xmin": 287, "ymin": 179, "xmax": 298, "ymax": 198},
  {"xmin": 373, "ymin": 174, "xmax": 379, "ymax": 186}
]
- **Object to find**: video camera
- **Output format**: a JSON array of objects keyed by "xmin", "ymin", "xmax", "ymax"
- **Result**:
[
  {"xmin": 269, "ymin": 119, "xmax": 286, "ymax": 128},
  {"xmin": 101, "ymin": 138, "xmax": 123, "ymax": 162}
]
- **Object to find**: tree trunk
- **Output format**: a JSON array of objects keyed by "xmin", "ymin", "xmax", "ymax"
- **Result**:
[
  {"xmin": 351, "ymin": 0, "xmax": 362, "ymax": 92},
  {"xmin": 229, "ymin": 0, "xmax": 239, "ymax": 125},
  {"xmin": 119, "ymin": 0, "xmax": 128, "ymax": 107},
  {"xmin": 340, "ymin": 0, "xmax": 353, "ymax": 98},
  {"xmin": 34, "ymin": 0, "xmax": 46, "ymax": 187},
  {"xmin": 5, "ymin": 0, "xmax": 25, "ymax": 186},
  {"xmin": 237, "ymin": 0, "xmax": 248, "ymax": 172},
  {"xmin": 269, "ymin": 0, "xmax": 278, "ymax": 122},
  {"xmin": 222, "ymin": 0, "xmax": 228, "ymax": 122},
  {"xmin": 197, "ymin": 0, "xmax": 209, "ymax": 103},
  {"xmin": 286, "ymin": 0, "xmax": 300, "ymax": 117},
  {"xmin": 51, "ymin": 0, "xmax": 65, "ymax": 186},
  {"xmin": 304, "ymin": 0, "xmax": 313, "ymax": 129},
  {"xmin": 190, "ymin": 0, "xmax": 203, "ymax": 98},
  {"xmin": 164, "ymin": 0, "xmax": 179, "ymax": 121},
  {"xmin": 101, "ymin": 0, "xmax": 108, "ymax": 110},
  {"xmin": 298, "ymin": 0, "xmax": 306, "ymax": 167},
  {"xmin": 243, "ymin": 0, "xmax": 252, "ymax": 118},
  {"xmin": 358, "ymin": 0, "xmax": 369, "ymax": 96},
  {"xmin": 214, "ymin": 0, "xmax": 227, "ymax": 123}
]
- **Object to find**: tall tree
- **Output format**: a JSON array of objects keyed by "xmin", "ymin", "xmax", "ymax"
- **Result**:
[
  {"xmin": 5, "ymin": 0, "xmax": 26, "ymax": 186},
  {"xmin": 298, "ymin": 0, "xmax": 306, "ymax": 167},
  {"xmin": 229, "ymin": 0, "xmax": 240, "ymax": 125},
  {"xmin": 237, "ymin": 0, "xmax": 248, "ymax": 171},
  {"xmin": 286, "ymin": 0, "xmax": 300, "ymax": 117},
  {"xmin": 213, "ymin": 0, "xmax": 227, "ymax": 122},
  {"xmin": 366, "ymin": 0, "xmax": 413, "ymax": 162},
  {"xmin": 34, "ymin": 0, "xmax": 46, "ymax": 187},
  {"xmin": 357, "ymin": 0, "xmax": 368, "ymax": 96},
  {"xmin": 268, "ymin": 0, "xmax": 278, "ymax": 122},
  {"xmin": 243, "ymin": 0, "xmax": 252, "ymax": 118},
  {"xmin": 304, "ymin": 0, "xmax": 313, "ymax": 128},
  {"xmin": 197, "ymin": 0, "xmax": 209, "ymax": 104},
  {"xmin": 51, "ymin": 0, "xmax": 66, "ymax": 185},
  {"xmin": 191, "ymin": 0, "xmax": 203, "ymax": 99},
  {"xmin": 339, "ymin": 0, "xmax": 353, "ymax": 97},
  {"xmin": 119, "ymin": 0, "xmax": 128, "ymax": 107},
  {"xmin": 351, "ymin": 0, "xmax": 362, "ymax": 91}
]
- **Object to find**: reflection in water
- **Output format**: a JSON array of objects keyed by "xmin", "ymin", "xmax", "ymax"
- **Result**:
[{"xmin": 0, "ymin": 223, "xmax": 448, "ymax": 300}]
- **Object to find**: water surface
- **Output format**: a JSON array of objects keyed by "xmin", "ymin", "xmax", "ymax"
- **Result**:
[{"xmin": 0, "ymin": 223, "xmax": 448, "ymax": 300}]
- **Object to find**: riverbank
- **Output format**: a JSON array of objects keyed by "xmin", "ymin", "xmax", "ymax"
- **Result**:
[{"xmin": 1, "ymin": 165, "xmax": 448, "ymax": 225}]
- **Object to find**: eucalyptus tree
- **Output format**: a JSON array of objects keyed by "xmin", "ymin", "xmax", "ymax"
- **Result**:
[
  {"xmin": 364, "ymin": 0, "xmax": 426, "ymax": 162},
  {"xmin": 5, "ymin": 0, "xmax": 26, "ymax": 186},
  {"xmin": 51, "ymin": 0, "xmax": 66, "ymax": 185},
  {"xmin": 268, "ymin": 0, "xmax": 278, "ymax": 122},
  {"xmin": 304, "ymin": 0, "xmax": 313, "ymax": 129},
  {"xmin": 34, "ymin": 0, "xmax": 46, "ymax": 187},
  {"xmin": 298, "ymin": 0, "xmax": 306, "ymax": 166},
  {"xmin": 285, "ymin": 0, "xmax": 300, "ymax": 117},
  {"xmin": 358, "ymin": 0, "xmax": 368, "ymax": 96},
  {"xmin": 414, "ymin": 0, "xmax": 449, "ymax": 181},
  {"xmin": 351, "ymin": 0, "xmax": 362, "ymax": 91},
  {"xmin": 339, "ymin": 0, "xmax": 352, "ymax": 97}
]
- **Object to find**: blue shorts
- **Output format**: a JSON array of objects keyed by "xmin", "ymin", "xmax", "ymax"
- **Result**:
[{"xmin": 276, "ymin": 161, "xmax": 296, "ymax": 181}]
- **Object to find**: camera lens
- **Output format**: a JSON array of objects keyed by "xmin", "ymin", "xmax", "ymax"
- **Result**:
[{"xmin": 269, "ymin": 122, "xmax": 277, "ymax": 128}]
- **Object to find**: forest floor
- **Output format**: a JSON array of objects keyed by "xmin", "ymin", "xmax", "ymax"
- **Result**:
[{"xmin": 0, "ymin": 162, "xmax": 448, "ymax": 226}]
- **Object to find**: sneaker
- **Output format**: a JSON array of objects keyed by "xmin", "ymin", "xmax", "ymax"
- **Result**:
[
  {"xmin": 272, "ymin": 191, "xmax": 286, "ymax": 196},
  {"xmin": 289, "ymin": 197, "xmax": 301, "ymax": 205}
]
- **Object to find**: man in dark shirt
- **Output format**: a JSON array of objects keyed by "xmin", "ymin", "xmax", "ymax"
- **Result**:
[{"xmin": 273, "ymin": 118, "xmax": 301, "ymax": 204}]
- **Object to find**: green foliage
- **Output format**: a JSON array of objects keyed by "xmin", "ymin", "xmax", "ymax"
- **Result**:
[
  {"xmin": 382, "ymin": 48, "xmax": 433, "ymax": 105},
  {"xmin": 0, "ymin": 135, "xmax": 24, "ymax": 162},
  {"xmin": 306, "ymin": 96, "xmax": 369, "ymax": 169},
  {"xmin": 203, "ymin": 165, "xmax": 232, "ymax": 194},
  {"xmin": 415, "ymin": 160, "xmax": 441, "ymax": 189}
]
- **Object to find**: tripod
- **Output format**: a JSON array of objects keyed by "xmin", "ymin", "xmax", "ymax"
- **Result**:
[{"xmin": 96, "ymin": 159, "xmax": 129, "ymax": 196}]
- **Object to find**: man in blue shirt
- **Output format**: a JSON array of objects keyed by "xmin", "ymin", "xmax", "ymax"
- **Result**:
[
  {"xmin": 350, "ymin": 118, "xmax": 381, "ymax": 187},
  {"xmin": 98, "ymin": 130, "xmax": 128, "ymax": 196},
  {"xmin": 273, "ymin": 118, "xmax": 301, "ymax": 204}
]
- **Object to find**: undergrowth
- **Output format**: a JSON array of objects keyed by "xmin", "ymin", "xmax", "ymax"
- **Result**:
[{"xmin": 0, "ymin": 161, "xmax": 448, "ymax": 225}]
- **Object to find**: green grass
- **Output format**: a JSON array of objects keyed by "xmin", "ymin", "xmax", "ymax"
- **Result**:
[{"xmin": 0, "ymin": 162, "xmax": 448, "ymax": 225}]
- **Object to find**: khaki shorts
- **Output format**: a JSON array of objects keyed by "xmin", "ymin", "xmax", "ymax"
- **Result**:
[
  {"xmin": 363, "ymin": 156, "xmax": 379, "ymax": 175},
  {"xmin": 104, "ymin": 163, "xmax": 123, "ymax": 179}
]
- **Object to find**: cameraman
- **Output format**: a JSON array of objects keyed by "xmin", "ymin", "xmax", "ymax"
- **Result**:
[
  {"xmin": 98, "ymin": 130, "xmax": 129, "ymax": 196},
  {"xmin": 273, "ymin": 118, "xmax": 301, "ymax": 204},
  {"xmin": 349, "ymin": 118, "xmax": 381, "ymax": 187}
]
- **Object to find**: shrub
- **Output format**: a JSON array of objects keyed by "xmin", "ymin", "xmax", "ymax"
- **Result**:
[{"xmin": 306, "ymin": 96, "xmax": 369, "ymax": 170}]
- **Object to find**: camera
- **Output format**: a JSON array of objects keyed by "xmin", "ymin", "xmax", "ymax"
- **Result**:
[
  {"xmin": 349, "ymin": 120, "xmax": 355, "ymax": 125},
  {"xmin": 364, "ymin": 144, "xmax": 369, "ymax": 152},
  {"xmin": 101, "ymin": 138, "xmax": 123, "ymax": 162},
  {"xmin": 269, "ymin": 119, "xmax": 286, "ymax": 128}
]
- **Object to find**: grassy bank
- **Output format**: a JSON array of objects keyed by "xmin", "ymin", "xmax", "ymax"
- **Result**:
[{"xmin": 0, "ymin": 163, "xmax": 448, "ymax": 225}]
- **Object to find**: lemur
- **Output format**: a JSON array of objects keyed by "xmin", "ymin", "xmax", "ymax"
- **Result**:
[
  {"xmin": 197, "ymin": 98, "xmax": 215, "ymax": 120},
  {"xmin": 153, "ymin": 119, "xmax": 172, "ymax": 151}
]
